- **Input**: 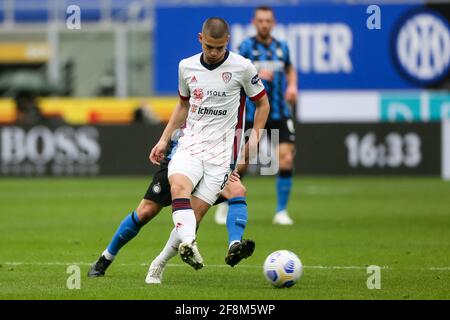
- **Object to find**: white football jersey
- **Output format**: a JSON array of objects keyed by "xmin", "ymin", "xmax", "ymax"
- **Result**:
[{"xmin": 177, "ymin": 50, "xmax": 266, "ymax": 168}]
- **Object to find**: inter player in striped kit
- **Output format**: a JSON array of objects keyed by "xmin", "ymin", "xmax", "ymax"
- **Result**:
[
  {"xmin": 215, "ymin": 6, "xmax": 298, "ymax": 225},
  {"xmin": 149, "ymin": 17, "xmax": 270, "ymax": 270}
]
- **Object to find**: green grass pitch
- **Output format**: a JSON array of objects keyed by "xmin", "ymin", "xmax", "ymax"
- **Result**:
[{"xmin": 1, "ymin": 177, "xmax": 449, "ymax": 299}]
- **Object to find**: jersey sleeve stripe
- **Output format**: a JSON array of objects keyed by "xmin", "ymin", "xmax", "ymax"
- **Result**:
[
  {"xmin": 249, "ymin": 89, "xmax": 266, "ymax": 101},
  {"xmin": 178, "ymin": 90, "xmax": 190, "ymax": 101}
]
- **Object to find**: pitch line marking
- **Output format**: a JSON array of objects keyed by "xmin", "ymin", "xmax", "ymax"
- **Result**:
[
  {"xmin": 3, "ymin": 262, "xmax": 448, "ymax": 271},
  {"xmin": 2, "ymin": 261, "xmax": 383, "ymax": 269}
]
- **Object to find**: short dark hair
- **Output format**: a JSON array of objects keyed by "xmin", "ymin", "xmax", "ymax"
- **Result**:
[
  {"xmin": 202, "ymin": 17, "xmax": 230, "ymax": 39},
  {"xmin": 254, "ymin": 6, "xmax": 274, "ymax": 17}
]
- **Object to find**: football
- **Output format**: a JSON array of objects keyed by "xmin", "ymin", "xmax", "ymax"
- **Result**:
[{"xmin": 263, "ymin": 250, "xmax": 303, "ymax": 288}]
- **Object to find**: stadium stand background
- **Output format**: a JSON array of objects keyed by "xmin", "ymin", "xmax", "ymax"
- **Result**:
[{"xmin": 0, "ymin": 0, "xmax": 449, "ymax": 178}]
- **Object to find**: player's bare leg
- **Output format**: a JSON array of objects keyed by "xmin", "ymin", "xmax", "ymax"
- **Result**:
[
  {"xmin": 273, "ymin": 142, "xmax": 295, "ymax": 225},
  {"xmin": 88, "ymin": 199, "xmax": 163, "ymax": 277},
  {"xmin": 136, "ymin": 199, "xmax": 164, "ymax": 224}
]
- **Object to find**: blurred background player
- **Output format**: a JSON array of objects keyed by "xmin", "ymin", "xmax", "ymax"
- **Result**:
[{"xmin": 215, "ymin": 6, "xmax": 297, "ymax": 226}]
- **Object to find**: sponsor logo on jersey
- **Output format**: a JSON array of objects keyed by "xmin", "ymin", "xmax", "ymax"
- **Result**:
[
  {"xmin": 222, "ymin": 72, "xmax": 232, "ymax": 83},
  {"xmin": 251, "ymin": 74, "xmax": 261, "ymax": 85},
  {"xmin": 206, "ymin": 90, "xmax": 226, "ymax": 97},
  {"xmin": 190, "ymin": 75, "xmax": 197, "ymax": 83},
  {"xmin": 193, "ymin": 88, "xmax": 203, "ymax": 101},
  {"xmin": 191, "ymin": 106, "xmax": 228, "ymax": 116},
  {"xmin": 393, "ymin": 9, "xmax": 450, "ymax": 85}
]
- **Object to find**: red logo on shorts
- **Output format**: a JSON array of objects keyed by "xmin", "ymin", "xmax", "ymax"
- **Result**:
[
  {"xmin": 193, "ymin": 88, "xmax": 203, "ymax": 101},
  {"xmin": 176, "ymin": 222, "xmax": 183, "ymax": 229}
]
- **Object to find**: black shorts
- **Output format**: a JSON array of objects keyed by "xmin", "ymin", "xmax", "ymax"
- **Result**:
[
  {"xmin": 143, "ymin": 160, "xmax": 172, "ymax": 207},
  {"xmin": 144, "ymin": 160, "xmax": 227, "ymax": 207},
  {"xmin": 246, "ymin": 117, "xmax": 296, "ymax": 144}
]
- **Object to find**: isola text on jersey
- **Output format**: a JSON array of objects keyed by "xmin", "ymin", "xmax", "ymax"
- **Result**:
[{"xmin": 206, "ymin": 90, "xmax": 227, "ymax": 97}]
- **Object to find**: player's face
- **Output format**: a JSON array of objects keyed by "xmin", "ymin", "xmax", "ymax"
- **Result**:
[
  {"xmin": 199, "ymin": 33, "xmax": 229, "ymax": 64},
  {"xmin": 253, "ymin": 10, "xmax": 275, "ymax": 39}
]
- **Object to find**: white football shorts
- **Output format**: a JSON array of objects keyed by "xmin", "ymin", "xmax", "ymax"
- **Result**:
[{"xmin": 168, "ymin": 147, "xmax": 230, "ymax": 205}]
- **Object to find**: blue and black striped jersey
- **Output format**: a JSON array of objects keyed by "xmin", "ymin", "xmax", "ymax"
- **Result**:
[
  {"xmin": 239, "ymin": 36, "xmax": 293, "ymax": 122},
  {"xmin": 162, "ymin": 129, "xmax": 182, "ymax": 164}
]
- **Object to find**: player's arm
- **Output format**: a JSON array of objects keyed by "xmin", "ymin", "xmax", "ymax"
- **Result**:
[
  {"xmin": 284, "ymin": 42, "xmax": 298, "ymax": 105},
  {"xmin": 241, "ymin": 61, "xmax": 270, "ymax": 163},
  {"xmin": 285, "ymin": 65, "xmax": 298, "ymax": 105},
  {"xmin": 149, "ymin": 98, "xmax": 189, "ymax": 165},
  {"xmin": 150, "ymin": 60, "xmax": 190, "ymax": 165},
  {"xmin": 158, "ymin": 98, "xmax": 190, "ymax": 144},
  {"xmin": 251, "ymin": 92, "xmax": 270, "ymax": 132},
  {"xmin": 244, "ymin": 93, "xmax": 270, "ymax": 163},
  {"xmin": 252, "ymin": 94, "xmax": 270, "ymax": 135}
]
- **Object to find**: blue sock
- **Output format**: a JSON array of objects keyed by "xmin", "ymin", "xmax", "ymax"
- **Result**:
[
  {"xmin": 276, "ymin": 170, "xmax": 293, "ymax": 213},
  {"xmin": 226, "ymin": 197, "xmax": 248, "ymax": 245},
  {"xmin": 106, "ymin": 211, "xmax": 142, "ymax": 256}
]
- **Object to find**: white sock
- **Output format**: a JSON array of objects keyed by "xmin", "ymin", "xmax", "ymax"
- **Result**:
[
  {"xmin": 155, "ymin": 228, "xmax": 181, "ymax": 264},
  {"xmin": 229, "ymin": 240, "xmax": 240, "ymax": 249},
  {"xmin": 216, "ymin": 202, "xmax": 228, "ymax": 214},
  {"xmin": 102, "ymin": 249, "xmax": 115, "ymax": 261},
  {"xmin": 172, "ymin": 208, "xmax": 197, "ymax": 244}
]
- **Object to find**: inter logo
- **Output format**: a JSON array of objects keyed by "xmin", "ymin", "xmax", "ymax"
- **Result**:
[
  {"xmin": 393, "ymin": 9, "xmax": 450, "ymax": 85},
  {"xmin": 152, "ymin": 182, "xmax": 162, "ymax": 194}
]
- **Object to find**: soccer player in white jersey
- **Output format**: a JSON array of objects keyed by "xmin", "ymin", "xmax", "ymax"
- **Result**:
[{"xmin": 149, "ymin": 17, "xmax": 270, "ymax": 270}]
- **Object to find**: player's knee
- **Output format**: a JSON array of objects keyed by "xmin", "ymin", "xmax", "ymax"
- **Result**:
[
  {"xmin": 136, "ymin": 200, "xmax": 161, "ymax": 224},
  {"xmin": 227, "ymin": 182, "xmax": 246, "ymax": 198},
  {"xmin": 279, "ymin": 149, "xmax": 294, "ymax": 169},
  {"xmin": 170, "ymin": 183, "xmax": 190, "ymax": 198}
]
